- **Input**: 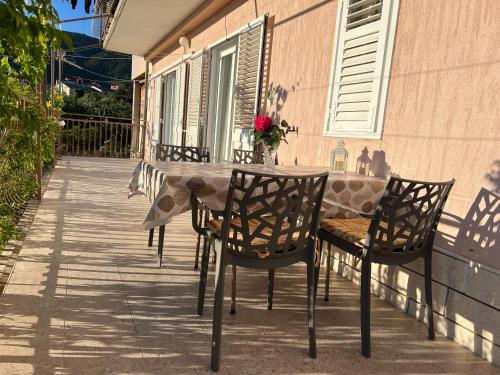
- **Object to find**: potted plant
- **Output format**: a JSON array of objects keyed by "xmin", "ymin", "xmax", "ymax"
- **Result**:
[{"xmin": 252, "ymin": 115, "xmax": 290, "ymax": 169}]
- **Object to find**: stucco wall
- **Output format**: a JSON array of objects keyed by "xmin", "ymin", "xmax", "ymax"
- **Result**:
[{"xmin": 144, "ymin": 0, "xmax": 499, "ymax": 269}]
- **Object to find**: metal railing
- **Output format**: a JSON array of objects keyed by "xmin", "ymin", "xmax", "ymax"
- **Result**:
[{"xmin": 60, "ymin": 115, "xmax": 144, "ymax": 158}]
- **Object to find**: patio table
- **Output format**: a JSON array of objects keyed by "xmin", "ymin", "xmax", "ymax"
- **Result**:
[{"xmin": 128, "ymin": 160, "xmax": 388, "ymax": 230}]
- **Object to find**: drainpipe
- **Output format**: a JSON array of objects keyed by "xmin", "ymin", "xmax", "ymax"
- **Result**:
[{"xmin": 141, "ymin": 62, "xmax": 150, "ymax": 159}]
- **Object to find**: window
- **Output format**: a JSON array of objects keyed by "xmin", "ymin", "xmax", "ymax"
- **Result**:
[
  {"xmin": 159, "ymin": 63, "xmax": 186, "ymax": 146},
  {"xmin": 205, "ymin": 17, "xmax": 266, "ymax": 162},
  {"xmin": 324, "ymin": 0, "xmax": 400, "ymax": 139}
]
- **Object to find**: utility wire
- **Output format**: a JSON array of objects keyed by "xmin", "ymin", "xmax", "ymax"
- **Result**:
[
  {"xmin": 63, "ymin": 58, "xmax": 131, "ymax": 82},
  {"xmin": 64, "ymin": 55, "xmax": 132, "ymax": 60},
  {"xmin": 63, "ymin": 72, "xmax": 134, "ymax": 83}
]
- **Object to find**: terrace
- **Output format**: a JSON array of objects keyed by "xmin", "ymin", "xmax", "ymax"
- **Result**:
[{"xmin": 0, "ymin": 157, "xmax": 498, "ymax": 374}]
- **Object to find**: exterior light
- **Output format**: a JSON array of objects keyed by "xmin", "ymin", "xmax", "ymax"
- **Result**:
[
  {"xmin": 178, "ymin": 36, "xmax": 190, "ymax": 53},
  {"xmin": 57, "ymin": 120, "xmax": 66, "ymax": 128},
  {"xmin": 330, "ymin": 140, "xmax": 348, "ymax": 174}
]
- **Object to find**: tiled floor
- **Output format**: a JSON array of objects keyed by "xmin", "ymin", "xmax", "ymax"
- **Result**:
[{"xmin": 0, "ymin": 157, "xmax": 498, "ymax": 375}]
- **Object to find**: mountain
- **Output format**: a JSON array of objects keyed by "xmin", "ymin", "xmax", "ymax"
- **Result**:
[{"xmin": 48, "ymin": 31, "xmax": 131, "ymax": 88}]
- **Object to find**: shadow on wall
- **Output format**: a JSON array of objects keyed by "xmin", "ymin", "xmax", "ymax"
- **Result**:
[
  {"xmin": 368, "ymin": 161, "xmax": 499, "ymax": 366},
  {"xmin": 267, "ymin": 82, "xmax": 298, "ymax": 124},
  {"xmin": 265, "ymin": 82, "xmax": 299, "ymax": 165},
  {"xmin": 436, "ymin": 160, "xmax": 500, "ymax": 265},
  {"xmin": 353, "ymin": 146, "xmax": 393, "ymax": 179}
]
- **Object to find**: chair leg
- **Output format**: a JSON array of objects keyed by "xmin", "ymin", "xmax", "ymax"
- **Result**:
[
  {"xmin": 231, "ymin": 265, "xmax": 236, "ymax": 315},
  {"xmin": 314, "ymin": 239, "xmax": 322, "ymax": 300},
  {"xmin": 197, "ymin": 235, "xmax": 211, "ymax": 316},
  {"xmin": 268, "ymin": 269, "xmax": 275, "ymax": 310},
  {"xmin": 148, "ymin": 228, "xmax": 154, "ymax": 247},
  {"xmin": 306, "ymin": 258, "xmax": 317, "ymax": 359},
  {"xmin": 325, "ymin": 244, "xmax": 332, "ymax": 302},
  {"xmin": 425, "ymin": 253, "xmax": 435, "ymax": 340},
  {"xmin": 157, "ymin": 225, "xmax": 165, "ymax": 267},
  {"xmin": 360, "ymin": 258, "xmax": 372, "ymax": 358},
  {"xmin": 194, "ymin": 209, "xmax": 204, "ymax": 270},
  {"xmin": 211, "ymin": 257, "xmax": 226, "ymax": 371}
]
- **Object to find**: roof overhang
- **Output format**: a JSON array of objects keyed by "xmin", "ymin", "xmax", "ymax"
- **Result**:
[{"xmin": 103, "ymin": 0, "xmax": 206, "ymax": 57}]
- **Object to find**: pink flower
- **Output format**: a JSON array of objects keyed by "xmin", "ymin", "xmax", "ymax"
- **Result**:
[{"xmin": 254, "ymin": 115, "xmax": 273, "ymax": 131}]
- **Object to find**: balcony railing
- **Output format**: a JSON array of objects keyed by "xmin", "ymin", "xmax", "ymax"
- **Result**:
[{"xmin": 60, "ymin": 114, "xmax": 144, "ymax": 158}]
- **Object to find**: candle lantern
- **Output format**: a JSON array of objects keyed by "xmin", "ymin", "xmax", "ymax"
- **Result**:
[
  {"xmin": 330, "ymin": 140, "xmax": 348, "ymax": 174},
  {"xmin": 356, "ymin": 147, "xmax": 371, "ymax": 176}
]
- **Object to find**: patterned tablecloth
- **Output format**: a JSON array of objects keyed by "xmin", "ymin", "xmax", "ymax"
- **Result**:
[{"xmin": 128, "ymin": 160, "xmax": 388, "ymax": 230}]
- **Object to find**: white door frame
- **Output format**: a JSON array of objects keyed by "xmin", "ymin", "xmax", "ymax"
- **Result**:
[{"xmin": 206, "ymin": 39, "xmax": 238, "ymax": 163}]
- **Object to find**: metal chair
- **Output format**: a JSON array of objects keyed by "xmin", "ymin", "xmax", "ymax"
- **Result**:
[
  {"xmin": 148, "ymin": 144, "xmax": 210, "ymax": 266},
  {"xmin": 196, "ymin": 169, "xmax": 328, "ymax": 371},
  {"xmin": 191, "ymin": 148, "xmax": 264, "ymax": 270},
  {"xmin": 317, "ymin": 177, "xmax": 454, "ymax": 358},
  {"xmin": 233, "ymin": 149, "xmax": 264, "ymax": 164},
  {"xmin": 156, "ymin": 144, "xmax": 210, "ymax": 162}
]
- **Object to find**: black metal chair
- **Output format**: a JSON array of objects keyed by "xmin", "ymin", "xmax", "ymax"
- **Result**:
[
  {"xmin": 233, "ymin": 149, "xmax": 264, "ymax": 164},
  {"xmin": 156, "ymin": 144, "xmax": 210, "ymax": 162},
  {"xmin": 317, "ymin": 176, "xmax": 454, "ymax": 358},
  {"xmin": 149, "ymin": 144, "xmax": 210, "ymax": 266},
  {"xmin": 192, "ymin": 148, "xmax": 264, "ymax": 270},
  {"xmin": 195, "ymin": 169, "xmax": 328, "ymax": 371}
]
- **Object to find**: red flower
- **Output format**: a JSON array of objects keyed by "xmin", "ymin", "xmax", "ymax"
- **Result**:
[{"xmin": 254, "ymin": 115, "xmax": 273, "ymax": 131}]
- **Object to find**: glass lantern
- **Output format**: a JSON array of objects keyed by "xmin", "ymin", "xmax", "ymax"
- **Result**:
[{"xmin": 330, "ymin": 140, "xmax": 348, "ymax": 174}]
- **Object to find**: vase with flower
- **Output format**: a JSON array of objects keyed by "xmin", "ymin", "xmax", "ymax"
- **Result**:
[{"xmin": 252, "ymin": 115, "xmax": 290, "ymax": 170}]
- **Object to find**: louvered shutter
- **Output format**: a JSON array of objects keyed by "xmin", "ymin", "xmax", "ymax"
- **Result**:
[
  {"xmin": 232, "ymin": 20, "xmax": 265, "ymax": 151},
  {"xmin": 326, "ymin": 0, "xmax": 399, "ymax": 138},
  {"xmin": 185, "ymin": 52, "xmax": 204, "ymax": 146},
  {"xmin": 171, "ymin": 63, "xmax": 186, "ymax": 146}
]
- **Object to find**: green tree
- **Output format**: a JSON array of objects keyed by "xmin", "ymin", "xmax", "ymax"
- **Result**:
[
  {"xmin": 63, "ymin": 89, "xmax": 132, "ymax": 118},
  {"xmin": 0, "ymin": 0, "xmax": 69, "ymax": 253},
  {"xmin": 0, "ymin": 0, "xmax": 69, "ymax": 129}
]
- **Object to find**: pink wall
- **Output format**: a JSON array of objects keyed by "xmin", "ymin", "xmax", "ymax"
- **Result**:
[{"xmin": 145, "ymin": 0, "xmax": 500, "ymax": 269}]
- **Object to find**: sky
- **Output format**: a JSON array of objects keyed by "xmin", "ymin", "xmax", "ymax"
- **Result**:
[{"xmin": 51, "ymin": 0, "xmax": 95, "ymax": 36}]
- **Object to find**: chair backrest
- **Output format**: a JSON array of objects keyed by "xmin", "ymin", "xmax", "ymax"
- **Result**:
[
  {"xmin": 367, "ymin": 177, "xmax": 455, "ymax": 254},
  {"xmin": 233, "ymin": 149, "xmax": 264, "ymax": 165},
  {"xmin": 220, "ymin": 169, "xmax": 328, "ymax": 265},
  {"xmin": 156, "ymin": 144, "xmax": 210, "ymax": 163}
]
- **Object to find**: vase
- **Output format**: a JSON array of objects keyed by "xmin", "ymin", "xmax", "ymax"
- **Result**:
[{"xmin": 263, "ymin": 146, "xmax": 276, "ymax": 170}]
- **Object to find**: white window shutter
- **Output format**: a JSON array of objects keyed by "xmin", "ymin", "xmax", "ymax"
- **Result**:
[
  {"xmin": 172, "ymin": 63, "xmax": 186, "ymax": 146},
  {"xmin": 232, "ymin": 19, "xmax": 265, "ymax": 151},
  {"xmin": 326, "ymin": 0, "xmax": 399, "ymax": 139},
  {"xmin": 185, "ymin": 52, "xmax": 204, "ymax": 146}
]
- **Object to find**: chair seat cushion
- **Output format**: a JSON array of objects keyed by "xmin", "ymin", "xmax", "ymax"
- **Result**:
[
  {"xmin": 320, "ymin": 216, "xmax": 407, "ymax": 248},
  {"xmin": 208, "ymin": 216, "xmax": 304, "ymax": 258}
]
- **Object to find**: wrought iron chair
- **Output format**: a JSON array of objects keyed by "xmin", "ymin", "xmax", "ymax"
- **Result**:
[
  {"xmin": 317, "ymin": 177, "xmax": 454, "ymax": 358},
  {"xmin": 233, "ymin": 149, "xmax": 264, "ymax": 164},
  {"xmin": 195, "ymin": 169, "xmax": 328, "ymax": 371},
  {"xmin": 148, "ymin": 144, "xmax": 210, "ymax": 266},
  {"xmin": 156, "ymin": 144, "xmax": 210, "ymax": 162}
]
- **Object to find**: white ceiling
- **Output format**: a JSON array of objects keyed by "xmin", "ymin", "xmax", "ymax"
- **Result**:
[{"xmin": 104, "ymin": 0, "xmax": 206, "ymax": 56}]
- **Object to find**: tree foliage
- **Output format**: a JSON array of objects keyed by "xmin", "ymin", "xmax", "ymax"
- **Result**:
[
  {"xmin": 0, "ymin": 0, "xmax": 68, "ymax": 253},
  {"xmin": 0, "ymin": 0, "xmax": 69, "ymax": 129},
  {"xmin": 63, "ymin": 89, "xmax": 133, "ymax": 118}
]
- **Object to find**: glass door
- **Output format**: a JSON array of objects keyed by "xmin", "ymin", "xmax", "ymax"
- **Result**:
[
  {"xmin": 207, "ymin": 41, "xmax": 237, "ymax": 163},
  {"xmin": 162, "ymin": 71, "xmax": 176, "ymax": 144}
]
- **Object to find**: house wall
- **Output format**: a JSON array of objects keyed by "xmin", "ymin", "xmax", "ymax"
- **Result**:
[
  {"xmin": 131, "ymin": 55, "xmax": 146, "ymax": 80},
  {"xmin": 137, "ymin": 0, "xmax": 500, "ymax": 365}
]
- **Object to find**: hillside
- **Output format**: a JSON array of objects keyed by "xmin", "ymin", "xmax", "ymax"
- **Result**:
[{"xmin": 48, "ymin": 31, "xmax": 131, "ymax": 87}]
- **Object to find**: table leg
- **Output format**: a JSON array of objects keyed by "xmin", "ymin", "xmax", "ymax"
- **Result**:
[{"xmin": 158, "ymin": 225, "xmax": 165, "ymax": 267}]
